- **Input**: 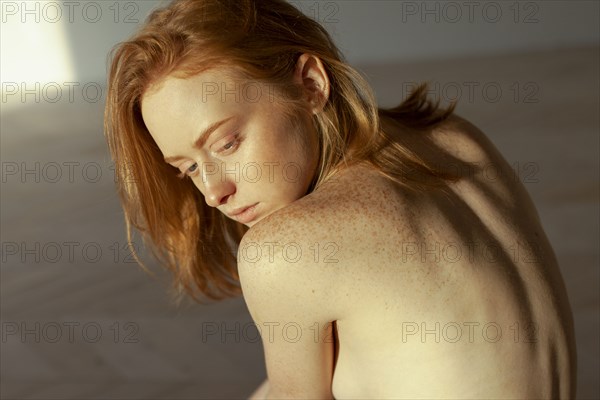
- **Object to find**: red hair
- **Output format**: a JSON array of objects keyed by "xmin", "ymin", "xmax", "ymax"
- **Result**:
[{"xmin": 104, "ymin": 0, "xmax": 469, "ymax": 304}]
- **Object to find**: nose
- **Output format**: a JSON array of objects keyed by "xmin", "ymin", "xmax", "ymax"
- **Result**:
[{"xmin": 201, "ymin": 167, "xmax": 236, "ymax": 208}]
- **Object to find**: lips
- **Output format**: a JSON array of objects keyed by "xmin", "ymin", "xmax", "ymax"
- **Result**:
[
  {"xmin": 228, "ymin": 204, "xmax": 255, "ymax": 217},
  {"xmin": 227, "ymin": 203, "xmax": 259, "ymax": 224}
]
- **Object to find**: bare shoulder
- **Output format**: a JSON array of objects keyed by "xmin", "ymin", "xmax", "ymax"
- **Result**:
[
  {"xmin": 441, "ymin": 114, "xmax": 545, "ymax": 215},
  {"xmin": 427, "ymin": 113, "xmax": 505, "ymax": 166},
  {"xmin": 241, "ymin": 163, "xmax": 418, "ymax": 249},
  {"xmin": 237, "ymin": 163, "xmax": 421, "ymax": 314}
]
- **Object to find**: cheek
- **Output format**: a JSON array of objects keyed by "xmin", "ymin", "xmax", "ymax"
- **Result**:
[
  {"xmin": 292, "ymin": 140, "xmax": 319, "ymax": 190},
  {"xmin": 245, "ymin": 118, "xmax": 317, "ymax": 193},
  {"xmin": 191, "ymin": 179, "xmax": 207, "ymax": 197}
]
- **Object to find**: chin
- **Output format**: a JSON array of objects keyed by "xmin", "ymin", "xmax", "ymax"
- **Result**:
[
  {"xmin": 244, "ymin": 216, "xmax": 264, "ymax": 228},
  {"xmin": 244, "ymin": 203, "xmax": 285, "ymax": 228}
]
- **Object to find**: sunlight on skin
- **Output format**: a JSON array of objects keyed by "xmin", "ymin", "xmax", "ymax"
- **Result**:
[{"xmin": 140, "ymin": 55, "xmax": 329, "ymax": 228}]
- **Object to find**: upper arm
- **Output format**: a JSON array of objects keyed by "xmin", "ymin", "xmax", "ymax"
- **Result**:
[{"xmin": 237, "ymin": 230, "xmax": 338, "ymax": 399}]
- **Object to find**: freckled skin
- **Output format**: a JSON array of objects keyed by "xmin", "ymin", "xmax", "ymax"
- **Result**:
[
  {"xmin": 141, "ymin": 55, "xmax": 575, "ymax": 398},
  {"xmin": 246, "ymin": 115, "xmax": 577, "ymax": 399}
]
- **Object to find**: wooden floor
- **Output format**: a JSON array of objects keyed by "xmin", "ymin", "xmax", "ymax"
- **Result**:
[{"xmin": 1, "ymin": 46, "xmax": 598, "ymax": 399}]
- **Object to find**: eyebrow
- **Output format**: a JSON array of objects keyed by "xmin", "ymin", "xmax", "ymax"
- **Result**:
[{"xmin": 164, "ymin": 116, "xmax": 235, "ymax": 163}]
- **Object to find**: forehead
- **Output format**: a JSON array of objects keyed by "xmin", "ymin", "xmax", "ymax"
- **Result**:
[
  {"xmin": 142, "ymin": 69, "xmax": 234, "ymax": 114},
  {"xmin": 141, "ymin": 69, "xmax": 246, "ymax": 138}
]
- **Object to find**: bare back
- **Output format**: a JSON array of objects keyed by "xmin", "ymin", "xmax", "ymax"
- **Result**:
[{"xmin": 275, "ymin": 115, "xmax": 577, "ymax": 399}]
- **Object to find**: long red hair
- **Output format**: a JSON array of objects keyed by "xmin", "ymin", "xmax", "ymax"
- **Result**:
[{"xmin": 104, "ymin": 0, "xmax": 470, "ymax": 304}]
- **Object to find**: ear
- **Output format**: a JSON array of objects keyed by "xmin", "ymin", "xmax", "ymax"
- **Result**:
[{"xmin": 293, "ymin": 53, "xmax": 330, "ymax": 114}]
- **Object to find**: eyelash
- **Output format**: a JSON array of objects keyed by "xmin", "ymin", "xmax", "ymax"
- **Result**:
[{"xmin": 176, "ymin": 134, "xmax": 242, "ymax": 180}]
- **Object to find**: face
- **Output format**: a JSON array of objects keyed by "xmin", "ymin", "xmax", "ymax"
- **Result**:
[{"xmin": 141, "ymin": 68, "xmax": 320, "ymax": 228}]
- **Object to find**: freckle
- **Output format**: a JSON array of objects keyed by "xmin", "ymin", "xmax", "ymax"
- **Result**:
[{"xmin": 312, "ymin": 289, "xmax": 315, "ymax": 293}]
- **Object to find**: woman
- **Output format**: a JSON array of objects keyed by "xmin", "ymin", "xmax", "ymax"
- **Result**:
[{"xmin": 104, "ymin": 0, "xmax": 577, "ymax": 398}]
